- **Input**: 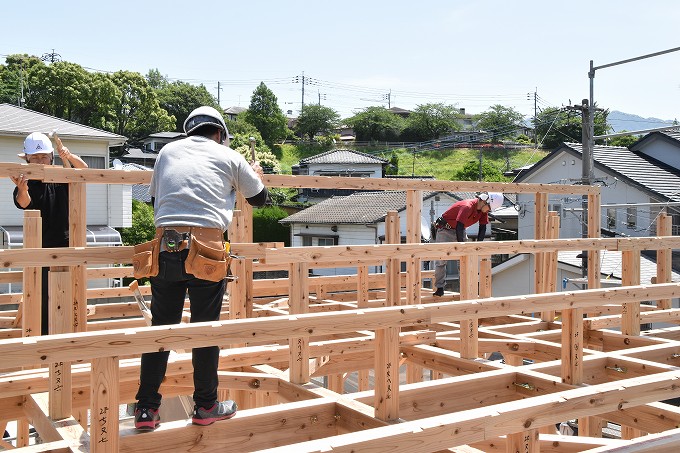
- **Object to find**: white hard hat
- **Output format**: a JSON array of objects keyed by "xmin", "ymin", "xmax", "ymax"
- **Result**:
[
  {"xmin": 19, "ymin": 132, "xmax": 54, "ymax": 158},
  {"xmin": 183, "ymin": 106, "xmax": 229, "ymax": 145},
  {"xmin": 487, "ymin": 192, "xmax": 504, "ymax": 211}
]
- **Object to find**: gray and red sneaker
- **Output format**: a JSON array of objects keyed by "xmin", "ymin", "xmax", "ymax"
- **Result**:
[
  {"xmin": 192, "ymin": 400, "xmax": 237, "ymax": 426},
  {"xmin": 134, "ymin": 406, "xmax": 160, "ymax": 431}
]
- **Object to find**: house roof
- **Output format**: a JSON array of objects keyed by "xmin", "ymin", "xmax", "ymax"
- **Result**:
[
  {"xmin": 516, "ymin": 142, "xmax": 680, "ymax": 202},
  {"xmin": 492, "ymin": 250, "xmax": 680, "ymax": 284},
  {"xmin": 144, "ymin": 132, "xmax": 185, "ymax": 140},
  {"xmin": 122, "ymin": 162, "xmax": 153, "ymax": 202},
  {"xmin": 280, "ymin": 191, "xmax": 460, "ymax": 225},
  {"xmin": 299, "ymin": 149, "xmax": 388, "ymax": 165},
  {"xmin": 224, "ymin": 106, "xmax": 246, "ymax": 115},
  {"xmin": 122, "ymin": 148, "xmax": 158, "ymax": 159},
  {"xmin": 0, "ymin": 103, "xmax": 127, "ymax": 145},
  {"xmin": 558, "ymin": 250, "xmax": 680, "ymax": 283},
  {"xmin": 629, "ymin": 128, "xmax": 680, "ymax": 150}
]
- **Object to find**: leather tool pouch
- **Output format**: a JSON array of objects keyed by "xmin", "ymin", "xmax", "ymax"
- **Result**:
[
  {"xmin": 434, "ymin": 217, "xmax": 448, "ymax": 229},
  {"xmin": 185, "ymin": 235, "xmax": 231, "ymax": 282},
  {"xmin": 132, "ymin": 237, "xmax": 160, "ymax": 279}
]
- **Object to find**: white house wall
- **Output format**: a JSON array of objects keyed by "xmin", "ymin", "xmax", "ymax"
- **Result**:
[
  {"xmin": 637, "ymin": 136, "xmax": 680, "ymax": 169},
  {"xmin": 517, "ymin": 151, "xmax": 658, "ymax": 240},
  {"xmin": 0, "ymin": 136, "xmax": 131, "ymax": 228},
  {"xmin": 306, "ymin": 163, "xmax": 383, "ymax": 177}
]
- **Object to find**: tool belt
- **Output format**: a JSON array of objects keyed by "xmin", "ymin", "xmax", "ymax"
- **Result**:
[
  {"xmin": 132, "ymin": 226, "xmax": 231, "ymax": 282},
  {"xmin": 434, "ymin": 217, "xmax": 452, "ymax": 230}
]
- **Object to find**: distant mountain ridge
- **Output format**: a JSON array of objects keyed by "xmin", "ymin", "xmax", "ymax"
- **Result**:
[{"xmin": 608, "ymin": 111, "xmax": 676, "ymax": 133}]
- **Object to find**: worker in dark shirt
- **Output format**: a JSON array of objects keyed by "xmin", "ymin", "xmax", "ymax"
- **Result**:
[
  {"xmin": 10, "ymin": 132, "xmax": 88, "ymax": 334},
  {"xmin": 432, "ymin": 192, "xmax": 503, "ymax": 296}
]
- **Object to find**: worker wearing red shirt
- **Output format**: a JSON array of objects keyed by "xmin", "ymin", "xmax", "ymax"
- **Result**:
[{"xmin": 432, "ymin": 192, "xmax": 503, "ymax": 296}]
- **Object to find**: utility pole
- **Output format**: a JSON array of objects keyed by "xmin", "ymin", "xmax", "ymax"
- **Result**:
[
  {"xmin": 566, "ymin": 99, "xmax": 592, "ymax": 277},
  {"xmin": 300, "ymin": 72, "xmax": 306, "ymax": 114},
  {"xmin": 216, "ymin": 81, "xmax": 222, "ymax": 107},
  {"xmin": 383, "ymin": 90, "xmax": 391, "ymax": 108},
  {"xmin": 527, "ymin": 89, "xmax": 538, "ymax": 147},
  {"xmin": 40, "ymin": 49, "xmax": 61, "ymax": 63}
]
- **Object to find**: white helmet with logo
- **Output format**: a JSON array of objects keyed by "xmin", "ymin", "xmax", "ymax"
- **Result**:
[
  {"xmin": 19, "ymin": 132, "xmax": 54, "ymax": 158},
  {"xmin": 478, "ymin": 192, "xmax": 504, "ymax": 211},
  {"xmin": 183, "ymin": 106, "xmax": 229, "ymax": 146}
]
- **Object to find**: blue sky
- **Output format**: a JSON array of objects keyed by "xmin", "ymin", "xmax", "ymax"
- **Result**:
[{"xmin": 2, "ymin": 1, "xmax": 679, "ymax": 124}]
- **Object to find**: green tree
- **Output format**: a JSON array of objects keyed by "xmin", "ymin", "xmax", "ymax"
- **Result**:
[
  {"xmin": 385, "ymin": 151, "xmax": 399, "ymax": 176},
  {"xmin": 455, "ymin": 160, "xmax": 505, "ymax": 182},
  {"xmin": 0, "ymin": 54, "xmax": 44, "ymax": 105},
  {"xmin": 295, "ymin": 104, "xmax": 340, "ymax": 139},
  {"xmin": 241, "ymin": 82, "xmax": 289, "ymax": 147},
  {"xmin": 149, "ymin": 69, "xmax": 220, "ymax": 132},
  {"xmin": 474, "ymin": 105, "xmax": 526, "ymax": 142},
  {"xmin": 344, "ymin": 106, "xmax": 405, "ymax": 142},
  {"xmin": 118, "ymin": 200, "xmax": 156, "ymax": 245},
  {"xmin": 608, "ymin": 133, "xmax": 639, "ymax": 147},
  {"xmin": 403, "ymin": 103, "xmax": 461, "ymax": 141},
  {"xmin": 253, "ymin": 206, "xmax": 290, "ymax": 246},
  {"xmin": 534, "ymin": 106, "xmax": 609, "ymax": 149},
  {"xmin": 110, "ymin": 70, "xmax": 175, "ymax": 142}
]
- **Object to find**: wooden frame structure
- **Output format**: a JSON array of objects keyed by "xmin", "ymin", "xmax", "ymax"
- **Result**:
[{"xmin": 1, "ymin": 162, "xmax": 680, "ymax": 452}]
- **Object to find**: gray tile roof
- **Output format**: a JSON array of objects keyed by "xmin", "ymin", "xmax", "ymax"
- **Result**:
[
  {"xmin": 122, "ymin": 162, "xmax": 153, "ymax": 202},
  {"xmin": 299, "ymin": 149, "xmax": 388, "ymax": 165},
  {"xmin": 565, "ymin": 142, "xmax": 680, "ymax": 202},
  {"xmin": 558, "ymin": 250, "xmax": 680, "ymax": 283},
  {"xmin": 0, "ymin": 103, "xmax": 127, "ymax": 144},
  {"xmin": 280, "ymin": 191, "xmax": 458, "ymax": 225}
]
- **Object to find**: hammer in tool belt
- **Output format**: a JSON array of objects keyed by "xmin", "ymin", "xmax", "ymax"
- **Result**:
[{"xmin": 129, "ymin": 280, "xmax": 152, "ymax": 325}]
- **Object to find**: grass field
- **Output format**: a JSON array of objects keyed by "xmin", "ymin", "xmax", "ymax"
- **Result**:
[{"xmin": 278, "ymin": 143, "xmax": 548, "ymax": 182}]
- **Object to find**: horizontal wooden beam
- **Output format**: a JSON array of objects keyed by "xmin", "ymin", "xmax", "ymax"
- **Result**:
[{"xmin": 2, "ymin": 283, "xmax": 679, "ymax": 370}]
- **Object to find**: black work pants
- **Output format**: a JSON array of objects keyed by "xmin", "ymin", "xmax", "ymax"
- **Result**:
[{"xmin": 135, "ymin": 249, "xmax": 226, "ymax": 410}]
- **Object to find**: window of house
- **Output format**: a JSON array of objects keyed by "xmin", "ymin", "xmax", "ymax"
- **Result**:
[
  {"xmin": 299, "ymin": 235, "xmax": 338, "ymax": 247},
  {"xmin": 317, "ymin": 237, "xmax": 335, "ymax": 246},
  {"xmin": 626, "ymin": 206, "xmax": 637, "ymax": 229},
  {"xmin": 607, "ymin": 208, "xmax": 617, "ymax": 229}
]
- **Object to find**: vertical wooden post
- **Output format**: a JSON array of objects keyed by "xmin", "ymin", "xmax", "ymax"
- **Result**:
[
  {"xmin": 22, "ymin": 210, "xmax": 42, "ymax": 338},
  {"xmin": 542, "ymin": 212, "xmax": 560, "ymax": 320},
  {"xmin": 228, "ymin": 209, "xmax": 248, "ymax": 322},
  {"xmin": 507, "ymin": 429, "xmax": 539, "ymax": 453},
  {"xmin": 459, "ymin": 254, "xmax": 479, "ymax": 359},
  {"xmin": 656, "ymin": 212, "xmax": 672, "ymax": 309},
  {"xmin": 479, "ymin": 257, "xmax": 492, "ymax": 299},
  {"xmin": 90, "ymin": 357, "xmax": 119, "ymax": 452},
  {"xmin": 48, "ymin": 270, "xmax": 73, "ymax": 420},
  {"xmin": 375, "ymin": 326, "xmax": 400, "ymax": 421},
  {"xmin": 69, "ymin": 182, "xmax": 87, "ymax": 333},
  {"xmin": 385, "ymin": 211, "xmax": 401, "ymax": 306},
  {"xmin": 288, "ymin": 262, "xmax": 309, "ymax": 385},
  {"xmin": 587, "ymin": 193, "xmax": 601, "ymax": 290},
  {"xmin": 405, "ymin": 190, "xmax": 422, "ymax": 305},
  {"xmin": 621, "ymin": 249, "xmax": 641, "ymax": 336},
  {"xmin": 534, "ymin": 192, "xmax": 549, "ymax": 320},
  {"xmin": 357, "ymin": 265, "xmax": 371, "ymax": 390},
  {"xmin": 375, "ymin": 211, "xmax": 401, "ymax": 421},
  {"xmin": 580, "ymin": 192, "xmax": 601, "ymax": 437}
]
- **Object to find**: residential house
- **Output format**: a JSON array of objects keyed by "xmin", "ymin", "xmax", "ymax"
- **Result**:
[
  {"xmin": 291, "ymin": 149, "xmax": 388, "ymax": 203},
  {"xmin": 224, "ymin": 106, "xmax": 245, "ymax": 122},
  {"xmin": 141, "ymin": 131, "xmax": 184, "ymax": 153},
  {"xmin": 0, "ymin": 104, "xmax": 129, "ymax": 291},
  {"xmin": 279, "ymin": 190, "xmax": 461, "ymax": 277},
  {"xmin": 119, "ymin": 147, "xmax": 158, "ymax": 168},
  {"xmin": 492, "ymin": 135, "xmax": 680, "ymax": 302}
]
